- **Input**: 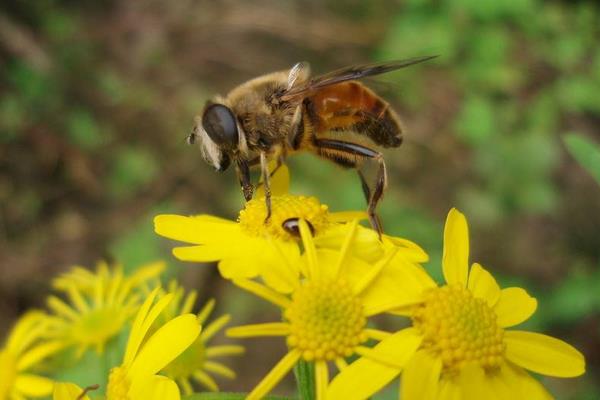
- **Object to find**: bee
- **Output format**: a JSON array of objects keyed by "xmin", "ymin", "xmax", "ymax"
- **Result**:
[{"xmin": 188, "ymin": 56, "xmax": 436, "ymax": 235}]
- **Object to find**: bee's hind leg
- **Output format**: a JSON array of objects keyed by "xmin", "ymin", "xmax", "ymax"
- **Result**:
[
  {"xmin": 314, "ymin": 139, "xmax": 387, "ymax": 238},
  {"xmin": 259, "ymin": 151, "xmax": 273, "ymax": 223}
]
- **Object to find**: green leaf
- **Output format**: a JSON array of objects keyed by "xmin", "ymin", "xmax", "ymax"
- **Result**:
[
  {"xmin": 564, "ymin": 134, "xmax": 600, "ymax": 185},
  {"xmin": 294, "ymin": 360, "xmax": 315, "ymax": 400},
  {"xmin": 183, "ymin": 393, "xmax": 293, "ymax": 400}
]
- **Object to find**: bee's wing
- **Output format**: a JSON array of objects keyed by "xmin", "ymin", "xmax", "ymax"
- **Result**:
[{"xmin": 279, "ymin": 55, "xmax": 437, "ymax": 102}]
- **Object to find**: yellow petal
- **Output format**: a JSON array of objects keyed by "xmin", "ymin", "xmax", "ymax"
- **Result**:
[
  {"xmin": 327, "ymin": 328, "xmax": 421, "ymax": 400},
  {"xmin": 53, "ymin": 382, "xmax": 90, "ymax": 400},
  {"xmin": 17, "ymin": 341, "xmax": 64, "ymax": 371},
  {"xmin": 172, "ymin": 244, "xmax": 233, "ymax": 262},
  {"xmin": 124, "ymin": 288, "xmax": 161, "ymax": 365},
  {"xmin": 130, "ymin": 375, "xmax": 180, "ymax": 400},
  {"xmin": 459, "ymin": 364, "xmax": 501, "ymax": 400},
  {"xmin": 361, "ymin": 256, "xmax": 434, "ymax": 316},
  {"xmin": 154, "ymin": 214, "xmax": 236, "ymax": 244},
  {"xmin": 247, "ymin": 350, "xmax": 301, "ymax": 400},
  {"xmin": 437, "ymin": 377, "xmax": 461, "ymax": 400},
  {"xmin": 129, "ymin": 314, "xmax": 200, "ymax": 378},
  {"xmin": 467, "ymin": 263, "xmax": 500, "ymax": 306},
  {"xmin": 504, "ymin": 330, "xmax": 585, "ymax": 377},
  {"xmin": 494, "ymin": 288, "xmax": 537, "ymax": 327},
  {"xmin": 383, "ymin": 235, "xmax": 429, "ymax": 263},
  {"xmin": 260, "ymin": 240, "xmax": 301, "ymax": 293},
  {"xmin": 500, "ymin": 362, "xmax": 553, "ymax": 400},
  {"xmin": 315, "ymin": 361, "xmax": 329, "ymax": 400},
  {"xmin": 401, "ymin": 350, "xmax": 442, "ymax": 400},
  {"xmin": 442, "ymin": 208, "xmax": 469, "ymax": 287},
  {"xmin": 14, "ymin": 374, "xmax": 54, "ymax": 397},
  {"xmin": 217, "ymin": 256, "xmax": 261, "ymax": 279}
]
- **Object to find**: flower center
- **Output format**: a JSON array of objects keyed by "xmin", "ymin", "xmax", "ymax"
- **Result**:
[
  {"xmin": 238, "ymin": 194, "xmax": 330, "ymax": 241},
  {"xmin": 106, "ymin": 367, "xmax": 130, "ymax": 400},
  {"xmin": 284, "ymin": 280, "xmax": 367, "ymax": 361},
  {"xmin": 162, "ymin": 335, "xmax": 206, "ymax": 379},
  {"xmin": 0, "ymin": 350, "xmax": 17, "ymax": 400},
  {"xmin": 412, "ymin": 285, "xmax": 505, "ymax": 372},
  {"xmin": 72, "ymin": 307, "xmax": 127, "ymax": 346}
]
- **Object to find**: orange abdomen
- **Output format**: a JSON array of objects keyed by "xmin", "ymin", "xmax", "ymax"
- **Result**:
[{"xmin": 307, "ymin": 81, "xmax": 402, "ymax": 148}]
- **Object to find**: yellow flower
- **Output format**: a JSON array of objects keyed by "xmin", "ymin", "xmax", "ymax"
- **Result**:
[
  {"xmin": 327, "ymin": 208, "xmax": 586, "ymax": 400},
  {"xmin": 45, "ymin": 261, "xmax": 165, "ymax": 356},
  {"xmin": 0, "ymin": 312, "xmax": 63, "ymax": 400},
  {"xmin": 106, "ymin": 287, "xmax": 200, "ymax": 400},
  {"xmin": 156, "ymin": 281, "xmax": 244, "ymax": 395},
  {"xmin": 154, "ymin": 165, "xmax": 425, "ymax": 293},
  {"xmin": 52, "ymin": 383, "xmax": 93, "ymax": 400},
  {"xmin": 226, "ymin": 219, "xmax": 430, "ymax": 400}
]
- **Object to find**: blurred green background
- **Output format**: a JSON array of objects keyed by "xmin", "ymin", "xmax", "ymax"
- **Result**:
[{"xmin": 1, "ymin": 0, "xmax": 599, "ymax": 398}]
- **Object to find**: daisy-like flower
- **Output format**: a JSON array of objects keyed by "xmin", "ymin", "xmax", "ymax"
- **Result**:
[
  {"xmin": 45, "ymin": 261, "xmax": 165, "ymax": 356},
  {"xmin": 154, "ymin": 281, "xmax": 245, "ymax": 395},
  {"xmin": 0, "ymin": 311, "xmax": 63, "ymax": 400},
  {"xmin": 106, "ymin": 287, "xmax": 200, "ymax": 400},
  {"xmin": 226, "ymin": 219, "xmax": 432, "ymax": 400},
  {"xmin": 154, "ymin": 165, "xmax": 426, "ymax": 293},
  {"xmin": 327, "ymin": 208, "xmax": 586, "ymax": 400}
]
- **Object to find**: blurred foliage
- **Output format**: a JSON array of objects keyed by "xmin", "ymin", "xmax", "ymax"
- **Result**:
[{"xmin": 1, "ymin": 0, "xmax": 599, "ymax": 399}]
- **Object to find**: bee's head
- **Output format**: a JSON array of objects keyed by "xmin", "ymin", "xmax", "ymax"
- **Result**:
[{"xmin": 193, "ymin": 102, "xmax": 244, "ymax": 172}]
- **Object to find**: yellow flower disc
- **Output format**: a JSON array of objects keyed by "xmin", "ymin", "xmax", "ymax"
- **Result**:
[
  {"xmin": 412, "ymin": 285, "xmax": 505, "ymax": 372},
  {"xmin": 284, "ymin": 280, "xmax": 367, "ymax": 361},
  {"xmin": 238, "ymin": 194, "xmax": 330, "ymax": 241},
  {"xmin": 106, "ymin": 367, "xmax": 130, "ymax": 400}
]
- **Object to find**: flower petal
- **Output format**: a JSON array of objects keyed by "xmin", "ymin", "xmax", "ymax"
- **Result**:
[
  {"xmin": 129, "ymin": 314, "xmax": 200, "ymax": 378},
  {"xmin": 130, "ymin": 375, "xmax": 180, "ymax": 400},
  {"xmin": 247, "ymin": 350, "xmax": 301, "ymax": 400},
  {"xmin": 494, "ymin": 288, "xmax": 537, "ymax": 328},
  {"xmin": 362, "ymin": 256, "xmax": 435, "ymax": 316},
  {"xmin": 17, "ymin": 341, "xmax": 64, "ymax": 371},
  {"xmin": 500, "ymin": 362, "xmax": 553, "ymax": 400},
  {"xmin": 467, "ymin": 263, "xmax": 500, "ymax": 307},
  {"xmin": 442, "ymin": 208, "xmax": 469, "ymax": 287},
  {"xmin": 154, "ymin": 214, "xmax": 236, "ymax": 244},
  {"xmin": 172, "ymin": 244, "xmax": 235, "ymax": 263},
  {"xmin": 459, "ymin": 364, "xmax": 502, "ymax": 400},
  {"xmin": 401, "ymin": 350, "xmax": 442, "ymax": 400},
  {"xmin": 383, "ymin": 235, "xmax": 429, "ymax": 264},
  {"xmin": 53, "ymin": 382, "xmax": 90, "ymax": 400},
  {"xmin": 14, "ymin": 374, "xmax": 54, "ymax": 397},
  {"xmin": 437, "ymin": 377, "xmax": 461, "ymax": 400},
  {"xmin": 327, "ymin": 328, "xmax": 421, "ymax": 400},
  {"xmin": 504, "ymin": 330, "xmax": 585, "ymax": 377}
]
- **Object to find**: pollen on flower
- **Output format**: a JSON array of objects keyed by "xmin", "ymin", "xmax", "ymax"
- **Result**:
[
  {"xmin": 238, "ymin": 194, "xmax": 330, "ymax": 240},
  {"xmin": 106, "ymin": 367, "xmax": 130, "ymax": 400},
  {"xmin": 412, "ymin": 285, "xmax": 505, "ymax": 372},
  {"xmin": 284, "ymin": 280, "xmax": 367, "ymax": 361}
]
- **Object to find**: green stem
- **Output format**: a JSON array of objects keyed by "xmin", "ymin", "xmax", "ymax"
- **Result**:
[{"xmin": 294, "ymin": 360, "xmax": 315, "ymax": 400}]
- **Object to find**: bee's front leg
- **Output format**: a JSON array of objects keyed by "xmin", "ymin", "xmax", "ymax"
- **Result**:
[
  {"xmin": 259, "ymin": 151, "xmax": 272, "ymax": 223},
  {"xmin": 236, "ymin": 160, "xmax": 253, "ymax": 201}
]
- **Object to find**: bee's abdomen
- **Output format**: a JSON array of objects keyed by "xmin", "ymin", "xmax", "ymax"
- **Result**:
[{"xmin": 308, "ymin": 81, "xmax": 403, "ymax": 148}]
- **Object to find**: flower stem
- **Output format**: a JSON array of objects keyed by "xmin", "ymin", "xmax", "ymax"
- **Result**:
[{"xmin": 294, "ymin": 360, "xmax": 315, "ymax": 400}]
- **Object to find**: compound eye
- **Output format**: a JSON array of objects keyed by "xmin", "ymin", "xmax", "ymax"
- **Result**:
[{"xmin": 202, "ymin": 104, "xmax": 239, "ymax": 149}]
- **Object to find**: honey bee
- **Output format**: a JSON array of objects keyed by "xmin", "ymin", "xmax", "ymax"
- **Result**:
[{"xmin": 188, "ymin": 56, "xmax": 436, "ymax": 234}]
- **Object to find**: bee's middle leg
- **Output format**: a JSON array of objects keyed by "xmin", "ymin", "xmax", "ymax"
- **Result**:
[{"xmin": 314, "ymin": 139, "xmax": 387, "ymax": 237}]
